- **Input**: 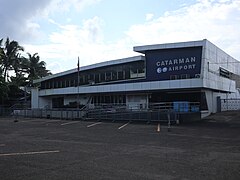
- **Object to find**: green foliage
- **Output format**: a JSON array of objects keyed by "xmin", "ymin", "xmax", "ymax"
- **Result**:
[
  {"xmin": 26, "ymin": 53, "xmax": 52, "ymax": 86},
  {"xmin": 0, "ymin": 76, "xmax": 9, "ymax": 104},
  {"xmin": 0, "ymin": 37, "xmax": 51, "ymax": 106}
]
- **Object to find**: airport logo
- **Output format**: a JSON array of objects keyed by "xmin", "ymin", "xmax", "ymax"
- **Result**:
[{"xmin": 157, "ymin": 67, "xmax": 168, "ymax": 74}]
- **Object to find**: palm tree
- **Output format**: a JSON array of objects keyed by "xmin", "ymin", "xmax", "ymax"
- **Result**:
[
  {"xmin": 0, "ymin": 38, "xmax": 4, "ymax": 76},
  {"xmin": 26, "ymin": 53, "xmax": 51, "ymax": 85},
  {"xmin": 0, "ymin": 37, "xmax": 24, "ymax": 82},
  {"xmin": 0, "ymin": 75, "xmax": 9, "ymax": 105}
]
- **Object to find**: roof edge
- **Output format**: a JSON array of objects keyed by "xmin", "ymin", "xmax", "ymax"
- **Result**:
[{"xmin": 133, "ymin": 39, "xmax": 207, "ymax": 53}]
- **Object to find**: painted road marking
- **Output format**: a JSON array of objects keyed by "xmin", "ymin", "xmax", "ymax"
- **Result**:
[
  {"xmin": 61, "ymin": 121, "xmax": 80, "ymax": 126},
  {"xmin": 0, "ymin": 144, "xmax": 6, "ymax": 147},
  {"xmin": 87, "ymin": 122, "xmax": 102, "ymax": 128},
  {"xmin": 21, "ymin": 119, "xmax": 44, "ymax": 122},
  {"xmin": 118, "ymin": 122, "xmax": 130, "ymax": 130},
  {"xmin": 0, "ymin": 150, "xmax": 60, "ymax": 157}
]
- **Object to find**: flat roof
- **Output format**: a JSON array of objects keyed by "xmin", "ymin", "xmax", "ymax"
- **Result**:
[
  {"xmin": 34, "ymin": 55, "xmax": 145, "ymax": 83},
  {"xmin": 133, "ymin": 39, "xmax": 206, "ymax": 53}
]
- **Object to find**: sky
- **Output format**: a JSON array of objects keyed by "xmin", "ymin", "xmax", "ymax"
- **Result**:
[{"xmin": 0, "ymin": 0, "xmax": 240, "ymax": 74}]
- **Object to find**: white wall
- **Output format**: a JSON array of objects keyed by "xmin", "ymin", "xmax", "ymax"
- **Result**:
[
  {"xmin": 126, "ymin": 94, "xmax": 148, "ymax": 110},
  {"xmin": 203, "ymin": 88, "xmax": 240, "ymax": 116},
  {"xmin": 201, "ymin": 40, "xmax": 240, "ymax": 117},
  {"xmin": 64, "ymin": 95, "xmax": 90, "ymax": 105},
  {"xmin": 39, "ymin": 97, "xmax": 51, "ymax": 109},
  {"xmin": 202, "ymin": 40, "xmax": 240, "ymax": 92},
  {"xmin": 31, "ymin": 88, "xmax": 39, "ymax": 109}
]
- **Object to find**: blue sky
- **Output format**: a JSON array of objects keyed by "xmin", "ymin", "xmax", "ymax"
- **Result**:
[{"xmin": 0, "ymin": 0, "xmax": 239, "ymax": 73}]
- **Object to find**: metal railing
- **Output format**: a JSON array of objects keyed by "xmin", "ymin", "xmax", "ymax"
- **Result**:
[
  {"xmin": 13, "ymin": 109, "xmax": 85, "ymax": 120},
  {"xmin": 11, "ymin": 101, "xmax": 201, "ymax": 122},
  {"xmin": 221, "ymin": 98, "xmax": 240, "ymax": 111}
]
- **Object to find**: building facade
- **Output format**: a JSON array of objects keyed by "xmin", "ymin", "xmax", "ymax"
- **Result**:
[{"xmin": 32, "ymin": 39, "xmax": 240, "ymax": 118}]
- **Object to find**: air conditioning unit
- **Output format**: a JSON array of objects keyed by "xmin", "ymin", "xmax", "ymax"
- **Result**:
[{"xmin": 195, "ymin": 74, "xmax": 201, "ymax": 78}]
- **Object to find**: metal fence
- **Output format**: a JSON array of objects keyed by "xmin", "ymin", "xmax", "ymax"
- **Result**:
[
  {"xmin": 11, "ymin": 102, "xmax": 201, "ymax": 123},
  {"xmin": 0, "ymin": 107, "xmax": 13, "ymax": 117},
  {"xmin": 86, "ymin": 108, "xmax": 178, "ymax": 123},
  {"xmin": 221, "ymin": 99, "xmax": 240, "ymax": 111},
  {"xmin": 13, "ymin": 109, "xmax": 86, "ymax": 120}
]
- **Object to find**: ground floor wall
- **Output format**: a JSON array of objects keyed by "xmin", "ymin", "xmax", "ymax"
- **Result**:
[
  {"xmin": 32, "ymin": 88, "xmax": 240, "ymax": 118},
  {"xmin": 126, "ymin": 94, "xmax": 148, "ymax": 110},
  {"xmin": 33, "ymin": 89, "xmax": 202, "ymax": 110},
  {"xmin": 203, "ymin": 88, "xmax": 240, "ymax": 117}
]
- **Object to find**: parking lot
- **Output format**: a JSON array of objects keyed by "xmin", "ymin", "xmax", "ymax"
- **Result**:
[{"xmin": 0, "ymin": 115, "xmax": 240, "ymax": 180}]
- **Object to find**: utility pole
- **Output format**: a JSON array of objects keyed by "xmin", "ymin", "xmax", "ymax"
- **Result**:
[{"xmin": 77, "ymin": 57, "xmax": 80, "ymax": 110}]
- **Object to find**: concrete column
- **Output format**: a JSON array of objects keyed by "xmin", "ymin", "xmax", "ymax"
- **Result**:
[{"xmin": 31, "ymin": 87, "xmax": 39, "ymax": 109}]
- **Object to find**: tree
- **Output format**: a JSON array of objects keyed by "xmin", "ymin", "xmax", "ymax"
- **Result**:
[
  {"xmin": 0, "ymin": 37, "xmax": 24, "ymax": 82},
  {"xmin": 0, "ymin": 76, "xmax": 9, "ymax": 105},
  {"xmin": 0, "ymin": 38, "xmax": 4, "ymax": 76},
  {"xmin": 26, "ymin": 53, "xmax": 51, "ymax": 85},
  {"xmin": 0, "ymin": 37, "xmax": 51, "ymax": 107}
]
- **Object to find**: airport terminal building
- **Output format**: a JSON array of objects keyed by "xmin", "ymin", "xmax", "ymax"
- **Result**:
[{"xmin": 31, "ymin": 39, "xmax": 240, "ymax": 119}]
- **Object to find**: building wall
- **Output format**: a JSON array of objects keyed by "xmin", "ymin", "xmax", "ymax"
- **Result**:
[
  {"xmin": 126, "ymin": 94, "xmax": 148, "ymax": 110},
  {"xmin": 31, "ymin": 40, "xmax": 240, "ymax": 118},
  {"xmin": 200, "ymin": 40, "xmax": 240, "ymax": 115},
  {"xmin": 39, "ymin": 97, "xmax": 51, "ymax": 109},
  {"xmin": 31, "ymin": 88, "xmax": 39, "ymax": 109},
  {"xmin": 202, "ymin": 40, "xmax": 240, "ymax": 92},
  {"xmin": 64, "ymin": 95, "xmax": 90, "ymax": 106},
  {"xmin": 38, "ymin": 79, "xmax": 203, "ymax": 97}
]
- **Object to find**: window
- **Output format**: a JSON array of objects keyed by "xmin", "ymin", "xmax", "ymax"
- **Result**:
[
  {"xmin": 100, "ymin": 72, "xmax": 105, "ymax": 82},
  {"xmin": 219, "ymin": 67, "xmax": 231, "ymax": 79},
  {"xmin": 95, "ymin": 73, "xmax": 100, "ymax": 83},
  {"xmin": 112, "ymin": 71, "xmax": 117, "ymax": 81},
  {"xmin": 106, "ymin": 72, "xmax": 112, "ymax": 81},
  {"xmin": 181, "ymin": 74, "xmax": 190, "ymax": 79},
  {"xmin": 40, "ymin": 60, "xmax": 146, "ymax": 89},
  {"xmin": 170, "ymin": 75, "xmax": 179, "ymax": 80},
  {"xmin": 70, "ymin": 79, "xmax": 74, "ymax": 87},
  {"xmin": 66, "ymin": 80, "xmax": 70, "ymax": 87},
  {"xmin": 124, "ymin": 65, "xmax": 130, "ymax": 79},
  {"xmin": 118, "ymin": 71, "xmax": 123, "ymax": 80}
]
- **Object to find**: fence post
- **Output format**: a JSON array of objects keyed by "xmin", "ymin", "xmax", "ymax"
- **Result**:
[{"xmin": 167, "ymin": 112, "xmax": 171, "ymax": 132}]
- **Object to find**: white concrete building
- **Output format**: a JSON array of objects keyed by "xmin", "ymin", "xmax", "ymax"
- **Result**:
[{"xmin": 32, "ymin": 39, "xmax": 240, "ymax": 118}]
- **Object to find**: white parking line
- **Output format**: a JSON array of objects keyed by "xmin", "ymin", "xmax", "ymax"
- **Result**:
[
  {"xmin": 0, "ymin": 150, "xmax": 60, "ymax": 157},
  {"xmin": 87, "ymin": 122, "xmax": 102, "ymax": 128},
  {"xmin": 61, "ymin": 121, "xmax": 80, "ymax": 126},
  {"xmin": 118, "ymin": 122, "xmax": 130, "ymax": 130},
  {"xmin": 21, "ymin": 119, "xmax": 43, "ymax": 123}
]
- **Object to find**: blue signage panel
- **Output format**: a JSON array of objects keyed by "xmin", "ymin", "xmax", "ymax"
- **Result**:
[{"xmin": 146, "ymin": 47, "xmax": 202, "ymax": 81}]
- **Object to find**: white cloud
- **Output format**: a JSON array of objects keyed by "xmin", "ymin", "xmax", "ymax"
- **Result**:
[
  {"xmin": 146, "ymin": 13, "xmax": 154, "ymax": 21},
  {"xmin": 0, "ymin": 0, "xmax": 50, "ymax": 42},
  {"xmin": 0, "ymin": 0, "xmax": 102, "ymax": 42},
  {"xmin": 24, "ymin": 16, "xmax": 137, "ymax": 73},
  {"xmin": 125, "ymin": 0, "xmax": 240, "ymax": 59},
  {"xmin": 25, "ymin": 0, "xmax": 240, "ymax": 74},
  {"xmin": 45, "ymin": 0, "xmax": 102, "ymax": 15}
]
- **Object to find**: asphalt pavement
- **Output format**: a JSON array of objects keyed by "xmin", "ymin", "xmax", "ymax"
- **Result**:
[{"xmin": 0, "ymin": 115, "xmax": 239, "ymax": 180}]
